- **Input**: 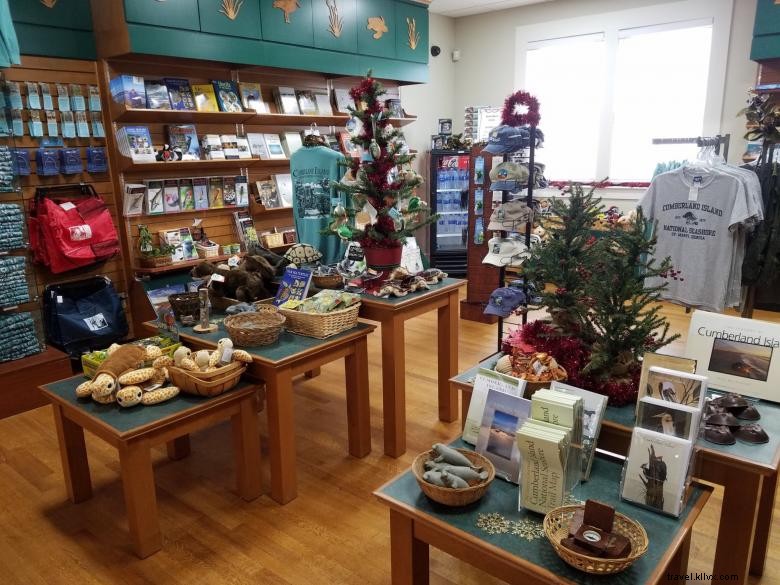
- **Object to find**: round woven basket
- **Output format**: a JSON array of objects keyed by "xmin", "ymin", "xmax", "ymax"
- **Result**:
[
  {"xmin": 411, "ymin": 449, "xmax": 495, "ymax": 507},
  {"xmin": 168, "ymin": 362, "xmax": 245, "ymax": 397},
  {"xmin": 313, "ymin": 274, "xmax": 344, "ymax": 290},
  {"xmin": 278, "ymin": 303, "xmax": 360, "ymax": 339},
  {"xmin": 543, "ymin": 505, "xmax": 649, "ymax": 575},
  {"xmin": 223, "ymin": 305, "xmax": 285, "ymax": 347},
  {"xmin": 168, "ymin": 292, "xmax": 201, "ymax": 322}
]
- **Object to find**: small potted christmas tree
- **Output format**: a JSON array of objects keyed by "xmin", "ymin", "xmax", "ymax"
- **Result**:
[{"xmin": 330, "ymin": 74, "xmax": 436, "ymax": 277}]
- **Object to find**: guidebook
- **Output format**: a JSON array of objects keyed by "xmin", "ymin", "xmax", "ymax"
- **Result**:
[
  {"xmin": 274, "ymin": 267, "xmax": 313, "ymax": 306},
  {"xmin": 164, "ymin": 77, "xmax": 196, "ymax": 110},
  {"xmin": 212, "ymin": 80, "xmax": 243, "ymax": 113}
]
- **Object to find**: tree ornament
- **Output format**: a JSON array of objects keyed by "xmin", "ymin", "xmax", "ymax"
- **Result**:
[
  {"xmin": 501, "ymin": 90, "xmax": 541, "ymax": 127},
  {"xmin": 369, "ymin": 139, "xmax": 381, "ymax": 159},
  {"xmin": 407, "ymin": 196, "xmax": 421, "ymax": 212},
  {"xmin": 337, "ymin": 224, "xmax": 353, "ymax": 239}
]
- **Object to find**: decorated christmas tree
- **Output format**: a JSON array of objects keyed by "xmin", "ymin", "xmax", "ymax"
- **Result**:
[{"xmin": 330, "ymin": 74, "xmax": 435, "ymax": 264}]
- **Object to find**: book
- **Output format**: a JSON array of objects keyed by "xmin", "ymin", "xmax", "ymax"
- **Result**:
[
  {"xmin": 274, "ymin": 174, "xmax": 294, "ymax": 208},
  {"xmin": 86, "ymin": 146, "xmax": 108, "ymax": 174},
  {"xmin": 117, "ymin": 126, "xmax": 156, "ymax": 162},
  {"xmin": 247, "ymin": 133, "xmax": 269, "ymax": 159},
  {"xmin": 193, "ymin": 177, "xmax": 209, "ymax": 210},
  {"xmin": 275, "ymin": 86, "xmax": 300, "ymax": 114},
  {"xmin": 385, "ymin": 98, "xmax": 403, "ymax": 118},
  {"xmin": 644, "ymin": 366, "xmax": 708, "ymax": 411},
  {"xmin": 338, "ymin": 131, "xmax": 360, "ymax": 158},
  {"xmin": 192, "ymin": 83, "xmax": 219, "ymax": 112},
  {"xmin": 240, "ymin": 82, "xmax": 266, "ymax": 113},
  {"xmin": 235, "ymin": 175, "xmax": 249, "ymax": 207},
  {"xmin": 636, "ymin": 353, "xmax": 697, "ymax": 416},
  {"xmin": 109, "ymin": 75, "xmax": 145, "ymax": 109},
  {"xmin": 160, "ymin": 227, "xmax": 199, "ymax": 262},
  {"xmin": 220, "ymin": 134, "xmax": 240, "ymax": 159},
  {"xmin": 144, "ymin": 80, "xmax": 171, "ymax": 110},
  {"xmin": 516, "ymin": 420, "xmax": 569, "ymax": 513},
  {"xmin": 212, "ymin": 80, "xmax": 243, "ymax": 113},
  {"xmin": 475, "ymin": 389, "xmax": 531, "ymax": 483},
  {"xmin": 223, "ymin": 176, "xmax": 237, "ymax": 207},
  {"xmin": 463, "ymin": 368, "xmax": 526, "ymax": 445},
  {"xmin": 323, "ymin": 134, "xmax": 341, "ymax": 152},
  {"xmin": 295, "ymin": 90, "xmax": 317, "ymax": 115},
  {"xmin": 208, "ymin": 177, "xmax": 224, "ymax": 208},
  {"xmin": 621, "ymin": 427, "xmax": 693, "ymax": 517},
  {"xmin": 163, "ymin": 179, "xmax": 180, "ymax": 213},
  {"xmin": 145, "ymin": 180, "xmax": 164, "ymax": 215},
  {"xmin": 282, "ymin": 131, "xmax": 303, "ymax": 157},
  {"xmin": 233, "ymin": 210, "xmax": 260, "ymax": 247},
  {"xmin": 166, "ymin": 124, "xmax": 201, "ymax": 160},
  {"xmin": 203, "ymin": 134, "xmax": 225, "ymax": 159},
  {"xmin": 236, "ymin": 136, "xmax": 252, "ymax": 159},
  {"xmin": 273, "ymin": 267, "xmax": 313, "ymax": 306},
  {"xmin": 255, "ymin": 180, "xmax": 280, "ymax": 208},
  {"xmin": 179, "ymin": 178, "xmax": 195, "ymax": 211},
  {"xmin": 264, "ymin": 134, "xmax": 286, "ymax": 159},
  {"xmin": 314, "ymin": 91, "xmax": 333, "ymax": 115},
  {"xmin": 333, "ymin": 88, "xmax": 352, "ymax": 114},
  {"xmin": 123, "ymin": 183, "xmax": 146, "ymax": 217},
  {"xmin": 550, "ymin": 381, "xmax": 608, "ymax": 481},
  {"xmin": 164, "ymin": 78, "xmax": 196, "ymax": 111},
  {"xmin": 636, "ymin": 396, "xmax": 699, "ymax": 441}
]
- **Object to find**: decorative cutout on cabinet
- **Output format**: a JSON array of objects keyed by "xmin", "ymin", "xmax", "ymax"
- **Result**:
[
  {"xmin": 40, "ymin": 0, "xmax": 58, "ymax": 7},
  {"xmin": 273, "ymin": 0, "xmax": 300, "ymax": 23},
  {"xmin": 367, "ymin": 16, "xmax": 388, "ymax": 40},
  {"xmin": 220, "ymin": 0, "xmax": 244, "ymax": 19},
  {"xmin": 326, "ymin": 0, "xmax": 343, "ymax": 38},
  {"xmin": 406, "ymin": 17, "xmax": 419, "ymax": 50}
]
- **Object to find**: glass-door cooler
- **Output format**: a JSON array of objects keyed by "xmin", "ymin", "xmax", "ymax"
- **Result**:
[{"xmin": 429, "ymin": 150, "xmax": 470, "ymax": 275}]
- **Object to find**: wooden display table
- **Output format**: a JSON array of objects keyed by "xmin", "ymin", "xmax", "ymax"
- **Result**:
[
  {"xmin": 0, "ymin": 347, "xmax": 72, "ymax": 419},
  {"xmin": 451, "ymin": 353, "xmax": 780, "ymax": 583},
  {"xmin": 146, "ymin": 320, "xmax": 376, "ymax": 504},
  {"xmin": 39, "ymin": 377, "xmax": 262, "ymax": 559},
  {"xmin": 359, "ymin": 278, "xmax": 466, "ymax": 457},
  {"xmin": 375, "ymin": 446, "xmax": 712, "ymax": 585}
]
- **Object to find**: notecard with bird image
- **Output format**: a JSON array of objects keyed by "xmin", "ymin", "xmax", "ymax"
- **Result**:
[
  {"xmin": 636, "ymin": 397, "xmax": 699, "ymax": 441},
  {"xmin": 644, "ymin": 366, "xmax": 708, "ymax": 412},
  {"xmin": 635, "ymin": 352, "xmax": 696, "ymax": 416}
]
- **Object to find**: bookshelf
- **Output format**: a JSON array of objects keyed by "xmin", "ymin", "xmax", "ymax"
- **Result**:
[{"xmin": 118, "ymin": 158, "xmax": 270, "ymax": 173}]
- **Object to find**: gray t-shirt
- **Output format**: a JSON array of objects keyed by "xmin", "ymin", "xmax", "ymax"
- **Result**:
[{"xmin": 639, "ymin": 167, "xmax": 750, "ymax": 312}]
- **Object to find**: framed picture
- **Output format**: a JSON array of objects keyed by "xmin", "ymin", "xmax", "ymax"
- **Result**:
[
  {"xmin": 438, "ymin": 118, "xmax": 453, "ymax": 135},
  {"xmin": 431, "ymin": 134, "xmax": 445, "ymax": 150},
  {"xmin": 686, "ymin": 310, "xmax": 780, "ymax": 401}
]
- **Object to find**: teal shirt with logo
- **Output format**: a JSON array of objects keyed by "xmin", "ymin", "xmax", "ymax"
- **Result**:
[{"xmin": 290, "ymin": 145, "xmax": 348, "ymax": 265}]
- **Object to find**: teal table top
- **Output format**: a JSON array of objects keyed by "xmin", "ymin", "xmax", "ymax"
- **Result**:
[
  {"xmin": 360, "ymin": 277, "xmax": 464, "ymax": 306},
  {"xmin": 453, "ymin": 354, "xmax": 780, "ymax": 470},
  {"xmin": 40, "ymin": 376, "xmax": 255, "ymax": 438},
  {"xmin": 379, "ymin": 441, "xmax": 707, "ymax": 585}
]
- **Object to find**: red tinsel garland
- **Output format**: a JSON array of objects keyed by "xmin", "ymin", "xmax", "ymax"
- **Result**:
[
  {"xmin": 508, "ymin": 321, "xmax": 640, "ymax": 406},
  {"xmin": 501, "ymin": 90, "xmax": 541, "ymax": 127}
]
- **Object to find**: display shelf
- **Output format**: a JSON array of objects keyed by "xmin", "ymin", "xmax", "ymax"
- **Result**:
[
  {"xmin": 118, "ymin": 158, "xmax": 275, "ymax": 173},
  {"xmin": 130, "ymin": 206, "xmax": 252, "ymax": 219},
  {"xmin": 112, "ymin": 104, "xmax": 255, "ymax": 124},
  {"xmin": 134, "ymin": 252, "xmax": 245, "ymax": 275}
]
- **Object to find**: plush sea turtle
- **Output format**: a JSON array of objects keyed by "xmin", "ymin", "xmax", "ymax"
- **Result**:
[{"xmin": 283, "ymin": 244, "xmax": 323, "ymax": 266}]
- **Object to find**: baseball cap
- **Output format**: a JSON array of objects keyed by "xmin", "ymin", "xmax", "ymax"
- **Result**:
[
  {"xmin": 482, "ymin": 125, "xmax": 544, "ymax": 154},
  {"xmin": 489, "ymin": 162, "xmax": 529, "ymax": 191},
  {"xmin": 487, "ymin": 199, "xmax": 534, "ymax": 231},
  {"xmin": 482, "ymin": 237, "xmax": 530, "ymax": 267},
  {"xmin": 484, "ymin": 287, "xmax": 527, "ymax": 317}
]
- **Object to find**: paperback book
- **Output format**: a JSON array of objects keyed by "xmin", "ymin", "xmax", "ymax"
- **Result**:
[
  {"xmin": 516, "ymin": 419, "xmax": 570, "ymax": 513},
  {"xmin": 236, "ymin": 136, "xmax": 252, "ymax": 159},
  {"xmin": 235, "ymin": 175, "xmax": 249, "ymax": 207},
  {"xmin": 223, "ymin": 176, "xmax": 237, "ymax": 207},
  {"xmin": 160, "ymin": 227, "xmax": 199, "ymax": 262},
  {"xmin": 476, "ymin": 389, "xmax": 531, "ymax": 483},
  {"xmin": 314, "ymin": 91, "xmax": 333, "ymax": 115},
  {"xmin": 164, "ymin": 77, "xmax": 196, "ymax": 110},
  {"xmin": 463, "ymin": 367, "xmax": 525, "ymax": 445},
  {"xmin": 163, "ymin": 179, "xmax": 180, "ymax": 213},
  {"xmin": 282, "ymin": 131, "xmax": 303, "ymax": 157},
  {"xmin": 274, "ymin": 174, "xmax": 294, "ymax": 208},
  {"xmin": 247, "ymin": 133, "xmax": 268, "ymax": 159},
  {"xmin": 274, "ymin": 267, "xmax": 313, "ymax": 306},
  {"xmin": 256, "ymin": 180, "xmax": 280, "ymax": 208},
  {"xmin": 166, "ymin": 124, "xmax": 201, "ymax": 160},
  {"xmin": 203, "ymin": 134, "xmax": 225, "ymax": 160},
  {"xmin": 117, "ymin": 126, "xmax": 155, "ymax": 162},
  {"xmin": 212, "ymin": 80, "xmax": 243, "ymax": 113},
  {"xmin": 240, "ymin": 82, "xmax": 266, "ymax": 113},
  {"xmin": 145, "ymin": 180, "xmax": 164, "ymax": 215},
  {"xmin": 192, "ymin": 83, "xmax": 219, "ymax": 112},
  {"xmin": 295, "ymin": 90, "xmax": 318, "ymax": 115},
  {"xmin": 264, "ymin": 134, "xmax": 286, "ymax": 160},
  {"xmin": 193, "ymin": 177, "xmax": 209, "ymax": 210},
  {"xmin": 123, "ymin": 183, "xmax": 146, "ymax": 217},
  {"xmin": 333, "ymin": 88, "xmax": 352, "ymax": 114},
  {"xmin": 145, "ymin": 80, "xmax": 171, "ymax": 110},
  {"xmin": 220, "ymin": 134, "xmax": 240, "ymax": 159},
  {"xmin": 110, "ymin": 75, "xmax": 145, "ymax": 109},
  {"xmin": 275, "ymin": 86, "xmax": 300, "ymax": 114},
  {"xmin": 208, "ymin": 177, "xmax": 224, "ymax": 208},
  {"xmin": 233, "ymin": 210, "xmax": 259, "ymax": 247},
  {"xmin": 179, "ymin": 178, "xmax": 195, "ymax": 211}
]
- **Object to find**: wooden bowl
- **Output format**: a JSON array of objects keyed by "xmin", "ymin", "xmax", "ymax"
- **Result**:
[
  {"xmin": 543, "ymin": 505, "xmax": 649, "ymax": 575},
  {"xmin": 412, "ymin": 449, "xmax": 495, "ymax": 507}
]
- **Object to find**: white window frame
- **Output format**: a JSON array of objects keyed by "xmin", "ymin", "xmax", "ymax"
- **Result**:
[{"xmin": 514, "ymin": 0, "xmax": 734, "ymax": 182}]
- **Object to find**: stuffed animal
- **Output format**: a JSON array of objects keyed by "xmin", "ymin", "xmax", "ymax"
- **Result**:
[{"xmin": 191, "ymin": 261, "xmax": 273, "ymax": 302}]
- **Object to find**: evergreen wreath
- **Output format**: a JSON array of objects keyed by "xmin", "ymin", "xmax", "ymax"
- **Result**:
[{"xmin": 501, "ymin": 90, "xmax": 541, "ymax": 127}]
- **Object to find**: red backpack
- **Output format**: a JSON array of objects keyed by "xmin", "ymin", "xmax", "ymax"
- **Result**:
[{"xmin": 29, "ymin": 184, "xmax": 120, "ymax": 274}]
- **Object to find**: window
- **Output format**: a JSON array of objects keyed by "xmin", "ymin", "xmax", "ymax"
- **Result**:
[{"xmin": 519, "ymin": 0, "xmax": 730, "ymax": 183}]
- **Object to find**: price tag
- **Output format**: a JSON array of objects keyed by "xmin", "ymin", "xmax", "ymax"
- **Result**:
[
  {"xmin": 210, "ymin": 273, "xmax": 225, "ymax": 283},
  {"xmin": 688, "ymin": 176, "xmax": 703, "ymax": 201},
  {"xmin": 59, "ymin": 202, "xmax": 76, "ymax": 211}
]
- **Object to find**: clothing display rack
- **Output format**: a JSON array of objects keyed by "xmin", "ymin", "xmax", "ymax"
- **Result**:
[{"xmin": 651, "ymin": 134, "xmax": 731, "ymax": 160}]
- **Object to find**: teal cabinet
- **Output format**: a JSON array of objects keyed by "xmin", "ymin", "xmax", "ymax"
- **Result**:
[
  {"xmin": 260, "ymin": 0, "xmax": 314, "ymax": 46},
  {"xmin": 198, "ymin": 0, "xmax": 262, "ymax": 39},
  {"xmin": 394, "ymin": 1, "xmax": 427, "ymax": 63},
  {"xmin": 312, "ymin": 0, "xmax": 357, "ymax": 53},
  {"xmin": 124, "ymin": 0, "xmax": 200, "ymax": 31},
  {"xmin": 754, "ymin": 0, "xmax": 780, "ymax": 37},
  {"xmin": 357, "ymin": 0, "xmax": 395, "ymax": 59},
  {"xmin": 9, "ymin": 0, "xmax": 93, "ymax": 31}
]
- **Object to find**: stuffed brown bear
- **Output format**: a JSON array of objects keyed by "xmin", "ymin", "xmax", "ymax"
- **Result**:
[{"xmin": 191, "ymin": 259, "xmax": 274, "ymax": 302}]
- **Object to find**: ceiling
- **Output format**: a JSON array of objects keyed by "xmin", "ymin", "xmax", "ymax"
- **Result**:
[{"xmin": 428, "ymin": 0, "xmax": 554, "ymax": 18}]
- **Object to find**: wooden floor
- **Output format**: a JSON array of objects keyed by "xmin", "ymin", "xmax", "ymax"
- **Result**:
[{"xmin": 0, "ymin": 302, "xmax": 778, "ymax": 584}]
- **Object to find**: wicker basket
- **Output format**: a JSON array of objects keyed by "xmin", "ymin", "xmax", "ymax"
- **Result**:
[
  {"xmin": 168, "ymin": 292, "xmax": 201, "ymax": 322},
  {"xmin": 168, "ymin": 362, "xmax": 245, "ymax": 397},
  {"xmin": 543, "ymin": 505, "xmax": 649, "ymax": 575},
  {"xmin": 279, "ymin": 302, "xmax": 360, "ymax": 339},
  {"xmin": 313, "ymin": 273, "xmax": 344, "ymax": 290},
  {"xmin": 262, "ymin": 232, "xmax": 285, "ymax": 248},
  {"xmin": 411, "ymin": 449, "xmax": 495, "ymax": 507},
  {"xmin": 196, "ymin": 241, "xmax": 220, "ymax": 259},
  {"xmin": 140, "ymin": 255, "xmax": 172, "ymax": 268},
  {"xmin": 223, "ymin": 305, "xmax": 285, "ymax": 347}
]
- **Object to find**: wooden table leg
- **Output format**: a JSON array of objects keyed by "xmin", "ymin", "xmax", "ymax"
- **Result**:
[
  {"xmin": 52, "ymin": 404, "xmax": 92, "ymax": 503},
  {"xmin": 265, "ymin": 366, "xmax": 297, "ymax": 504},
  {"xmin": 750, "ymin": 471, "xmax": 777, "ymax": 576},
  {"xmin": 382, "ymin": 316, "xmax": 406, "ymax": 458},
  {"xmin": 390, "ymin": 509, "xmax": 429, "ymax": 585},
  {"xmin": 118, "ymin": 440, "xmax": 161, "ymax": 558},
  {"xmin": 712, "ymin": 470, "xmax": 762, "ymax": 582},
  {"xmin": 305, "ymin": 367, "xmax": 321, "ymax": 379},
  {"xmin": 166, "ymin": 435, "xmax": 191, "ymax": 461},
  {"xmin": 437, "ymin": 291, "xmax": 459, "ymax": 423},
  {"xmin": 345, "ymin": 336, "xmax": 371, "ymax": 458},
  {"xmin": 666, "ymin": 531, "xmax": 691, "ymax": 578},
  {"xmin": 231, "ymin": 394, "xmax": 262, "ymax": 501}
]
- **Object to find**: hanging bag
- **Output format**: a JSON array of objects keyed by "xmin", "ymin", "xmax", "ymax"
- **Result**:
[
  {"xmin": 29, "ymin": 184, "xmax": 119, "ymax": 274},
  {"xmin": 43, "ymin": 276, "xmax": 128, "ymax": 357}
]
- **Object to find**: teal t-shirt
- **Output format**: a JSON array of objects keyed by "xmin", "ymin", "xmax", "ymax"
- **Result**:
[{"xmin": 290, "ymin": 145, "xmax": 347, "ymax": 265}]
